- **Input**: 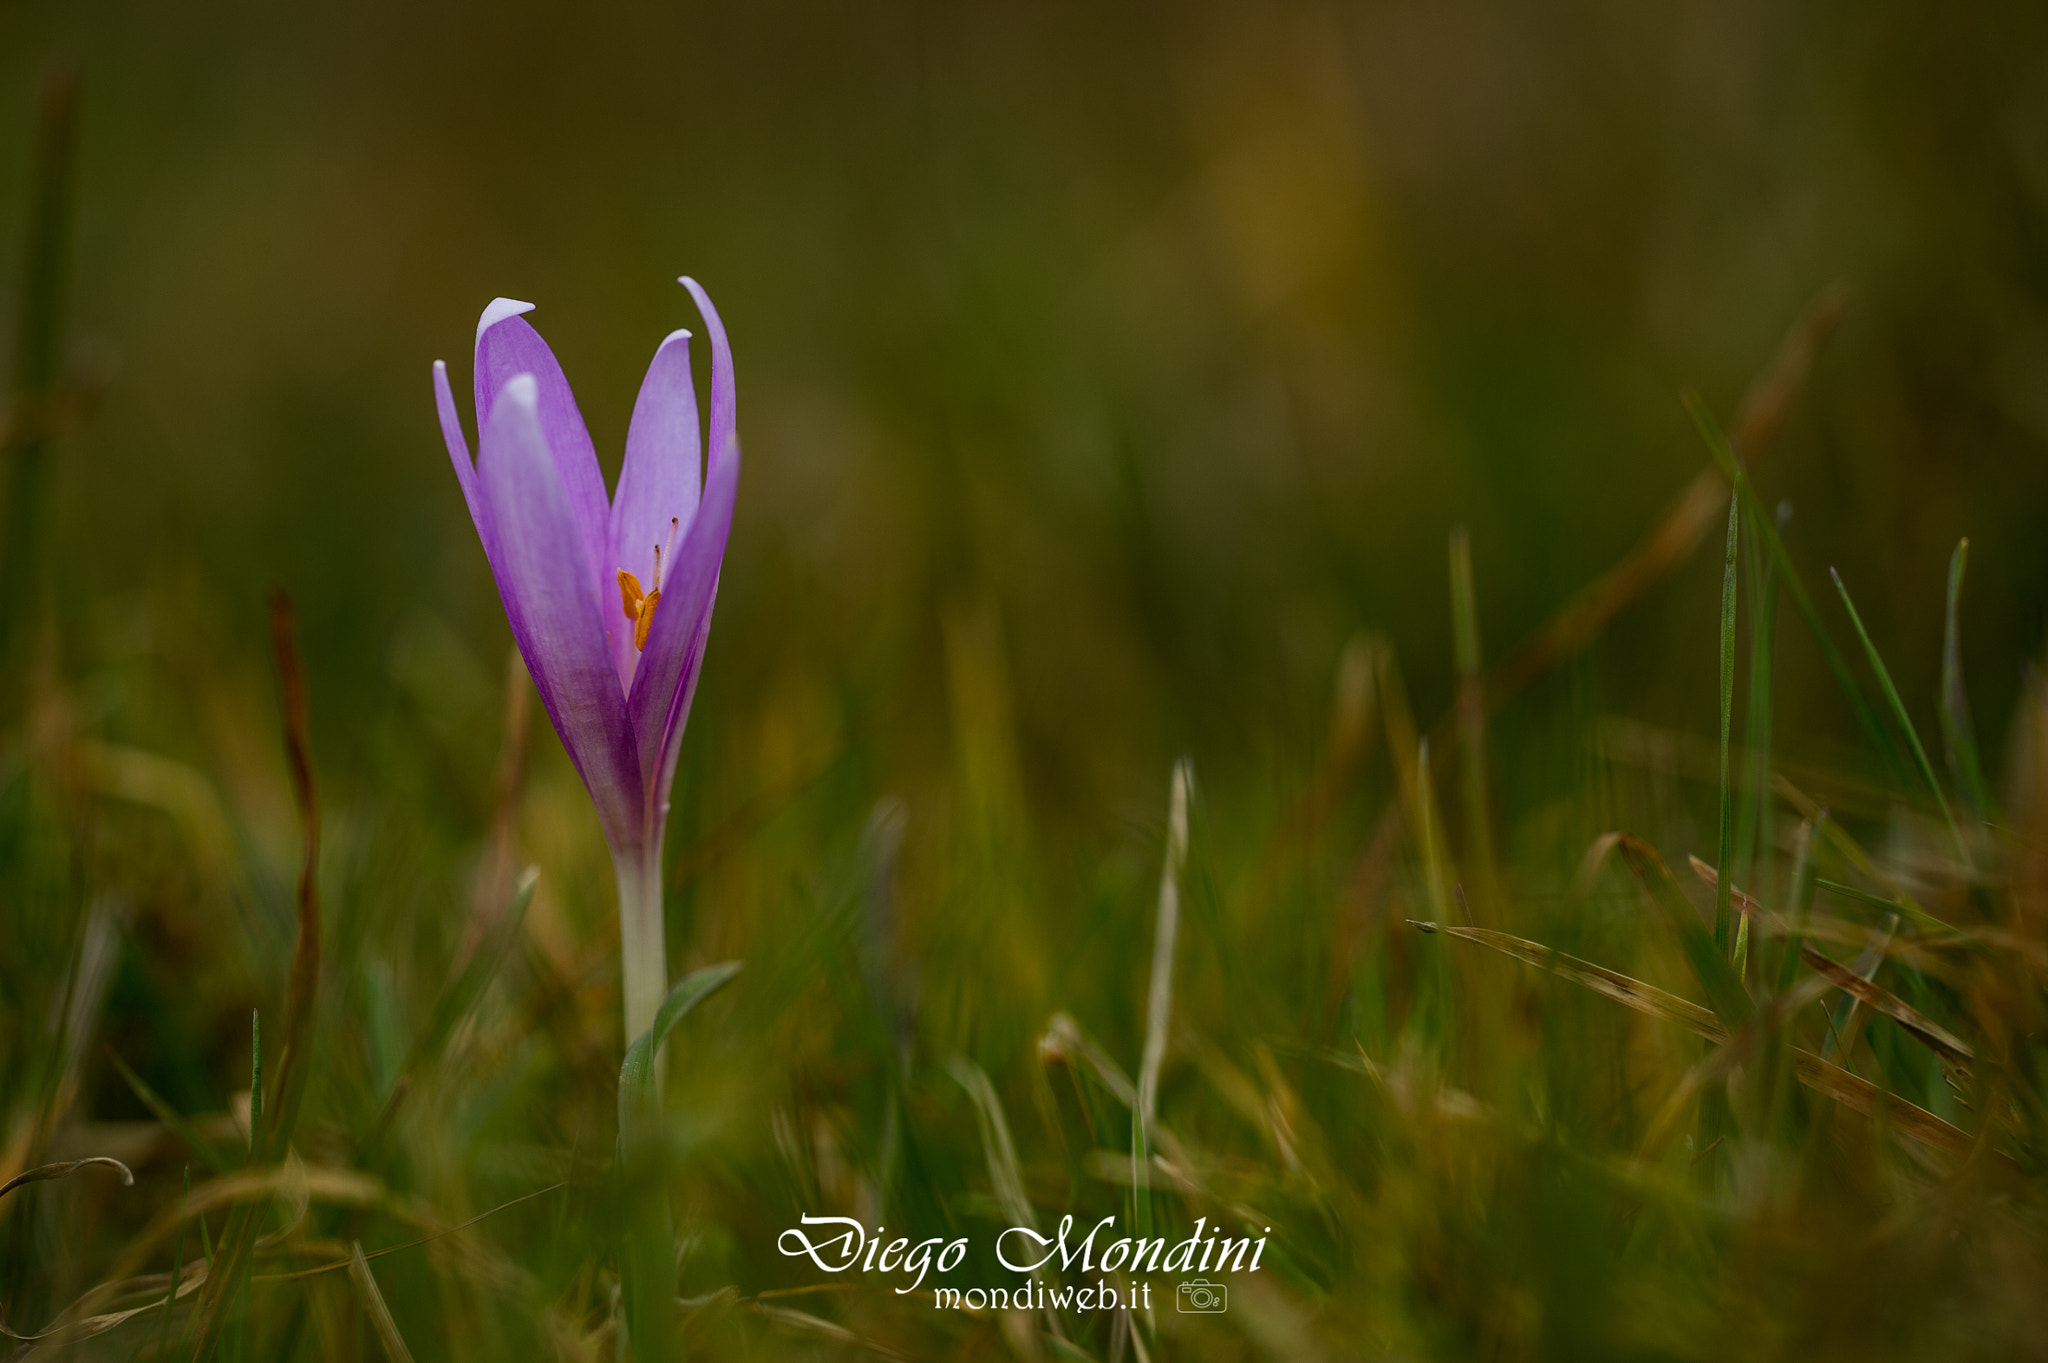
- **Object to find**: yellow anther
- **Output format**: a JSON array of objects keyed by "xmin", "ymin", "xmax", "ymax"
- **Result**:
[{"xmin": 617, "ymin": 569, "xmax": 660, "ymax": 652}]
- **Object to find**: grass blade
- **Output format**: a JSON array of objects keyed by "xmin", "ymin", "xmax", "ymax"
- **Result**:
[
  {"xmin": 1829, "ymin": 567, "xmax": 1970, "ymax": 868},
  {"xmin": 1941, "ymin": 538, "xmax": 1994, "ymax": 816},
  {"xmin": 347, "ymin": 1241, "xmax": 417, "ymax": 1363},
  {"xmin": 1683, "ymin": 393, "xmax": 1906, "ymax": 781},
  {"xmin": 1407, "ymin": 921, "xmax": 1724, "ymax": 1037},
  {"xmin": 0, "ymin": 1156, "xmax": 132, "ymax": 1202},
  {"xmin": 947, "ymin": 1055, "xmax": 1038, "ymax": 1237},
  {"xmin": 1715, "ymin": 491, "xmax": 1740, "ymax": 955},
  {"xmin": 1449, "ymin": 527, "xmax": 1494, "ymax": 883},
  {"xmin": 1798, "ymin": 943, "xmax": 1973, "ymax": 1068},
  {"xmin": 1135, "ymin": 759, "xmax": 1191, "ymax": 1229},
  {"xmin": 618, "ymin": 961, "xmax": 744, "ymax": 1131}
]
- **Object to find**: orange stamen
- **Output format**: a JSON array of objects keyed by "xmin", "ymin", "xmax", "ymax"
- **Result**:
[{"xmin": 617, "ymin": 569, "xmax": 660, "ymax": 653}]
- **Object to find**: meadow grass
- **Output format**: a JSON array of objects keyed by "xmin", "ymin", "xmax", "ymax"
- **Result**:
[{"xmin": 5, "ymin": 78, "xmax": 2048, "ymax": 1363}]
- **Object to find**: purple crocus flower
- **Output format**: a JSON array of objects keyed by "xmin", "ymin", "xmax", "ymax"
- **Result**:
[{"xmin": 432, "ymin": 277, "xmax": 738, "ymax": 1045}]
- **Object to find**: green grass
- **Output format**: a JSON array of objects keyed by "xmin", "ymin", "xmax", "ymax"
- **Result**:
[{"xmin": 6, "ymin": 380, "xmax": 2046, "ymax": 1359}]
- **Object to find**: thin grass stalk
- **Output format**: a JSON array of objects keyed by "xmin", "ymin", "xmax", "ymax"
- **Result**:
[
  {"xmin": 1135, "ymin": 759, "xmax": 1192, "ymax": 1234},
  {"xmin": 1413, "ymin": 739, "xmax": 1454, "ymax": 929},
  {"xmin": 1715, "ymin": 493, "xmax": 1740, "ymax": 955},
  {"xmin": 1828, "ymin": 568, "xmax": 1971, "ymax": 869},
  {"xmin": 347, "ymin": 1241, "xmax": 418, "ymax": 1363},
  {"xmin": 1449, "ymin": 528, "xmax": 1494, "ymax": 891}
]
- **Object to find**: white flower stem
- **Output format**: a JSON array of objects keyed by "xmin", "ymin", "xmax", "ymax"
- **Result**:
[{"xmin": 615, "ymin": 846, "xmax": 669, "ymax": 1050}]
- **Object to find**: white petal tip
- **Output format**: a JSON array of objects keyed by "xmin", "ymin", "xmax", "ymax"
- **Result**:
[
  {"xmin": 660, "ymin": 328, "xmax": 693, "ymax": 348},
  {"xmin": 477, "ymin": 297, "xmax": 537, "ymax": 344}
]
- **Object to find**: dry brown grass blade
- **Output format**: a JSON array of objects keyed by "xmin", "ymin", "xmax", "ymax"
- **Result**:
[
  {"xmin": 1685, "ymin": 856, "xmax": 1978, "ymax": 1068},
  {"xmin": 348, "ymin": 1240, "xmax": 418, "ymax": 1363},
  {"xmin": 1411, "ymin": 920, "xmax": 1980, "ymax": 1158},
  {"xmin": 1787, "ymin": 1052, "xmax": 1974, "ymax": 1157},
  {"xmin": 1686, "ymin": 855, "xmax": 1764, "ymax": 923},
  {"xmin": 0, "ymin": 1155, "xmax": 132, "ymax": 1200},
  {"xmin": 1408, "ymin": 922, "xmax": 1727, "ymax": 1040},
  {"xmin": 1797, "ymin": 946, "xmax": 1975, "ymax": 1068},
  {"xmin": 0, "ymin": 1259, "xmax": 210, "ymax": 1348}
]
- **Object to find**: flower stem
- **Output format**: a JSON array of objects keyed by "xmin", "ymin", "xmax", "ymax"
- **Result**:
[{"xmin": 615, "ymin": 847, "xmax": 668, "ymax": 1049}]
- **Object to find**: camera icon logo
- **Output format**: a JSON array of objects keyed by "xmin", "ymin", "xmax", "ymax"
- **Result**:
[{"xmin": 1176, "ymin": 1279, "xmax": 1227, "ymax": 1313}]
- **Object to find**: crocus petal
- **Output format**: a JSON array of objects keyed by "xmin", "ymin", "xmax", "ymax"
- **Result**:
[
  {"xmin": 605, "ymin": 327, "xmax": 702, "ymax": 690},
  {"xmin": 474, "ymin": 301, "xmax": 612, "ymax": 616},
  {"xmin": 627, "ymin": 278, "xmax": 739, "ymax": 789},
  {"xmin": 476, "ymin": 373, "xmax": 644, "ymax": 854},
  {"xmin": 432, "ymin": 360, "xmax": 485, "ymax": 546},
  {"xmin": 647, "ymin": 579, "xmax": 717, "ymax": 832}
]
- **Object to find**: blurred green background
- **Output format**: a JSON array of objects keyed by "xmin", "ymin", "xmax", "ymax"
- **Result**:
[
  {"xmin": 7, "ymin": 1, "xmax": 2048, "ymax": 1358},
  {"xmin": 10, "ymin": 0, "xmax": 2048, "ymax": 801}
]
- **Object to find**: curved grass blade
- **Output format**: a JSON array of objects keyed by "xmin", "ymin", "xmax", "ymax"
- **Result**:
[
  {"xmin": 1829, "ymin": 567, "xmax": 1970, "ymax": 868},
  {"xmin": 947, "ymin": 1055, "xmax": 1038, "ymax": 1237},
  {"xmin": 618, "ymin": 960, "xmax": 744, "ymax": 1131},
  {"xmin": 0, "ymin": 1156, "xmax": 132, "ymax": 1202},
  {"xmin": 0, "ymin": 1260, "xmax": 211, "ymax": 1347}
]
